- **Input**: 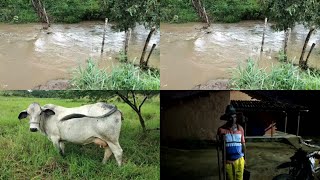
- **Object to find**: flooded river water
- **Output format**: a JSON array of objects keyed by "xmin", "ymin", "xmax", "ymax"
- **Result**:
[
  {"xmin": 0, "ymin": 22, "xmax": 159, "ymax": 89},
  {"xmin": 161, "ymin": 21, "xmax": 320, "ymax": 90}
]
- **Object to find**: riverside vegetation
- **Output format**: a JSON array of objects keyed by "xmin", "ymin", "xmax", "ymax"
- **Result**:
[{"xmin": 160, "ymin": 0, "xmax": 263, "ymax": 23}]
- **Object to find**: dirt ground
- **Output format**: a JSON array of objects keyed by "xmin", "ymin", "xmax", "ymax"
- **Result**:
[
  {"xmin": 33, "ymin": 79, "xmax": 70, "ymax": 90},
  {"xmin": 161, "ymin": 139, "xmax": 320, "ymax": 180},
  {"xmin": 192, "ymin": 79, "xmax": 229, "ymax": 90}
]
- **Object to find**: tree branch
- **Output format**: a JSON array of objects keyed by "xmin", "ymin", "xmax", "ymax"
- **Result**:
[
  {"xmin": 117, "ymin": 92, "xmax": 139, "ymax": 112},
  {"xmin": 132, "ymin": 90, "xmax": 137, "ymax": 108},
  {"xmin": 139, "ymin": 96, "xmax": 148, "ymax": 112}
]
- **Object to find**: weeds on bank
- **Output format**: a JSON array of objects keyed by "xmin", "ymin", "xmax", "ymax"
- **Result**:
[
  {"xmin": 230, "ymin": 58, "xmax": 320, "ymax": 90},
  {"xmin": 71, "ymin": 59, "xmax": 160, "ymax": 90}
]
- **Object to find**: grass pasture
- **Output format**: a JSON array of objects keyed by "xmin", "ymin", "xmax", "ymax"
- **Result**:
[{"xmin": 0, "ymin": 95, "xmax": 160, "ymax": 179}]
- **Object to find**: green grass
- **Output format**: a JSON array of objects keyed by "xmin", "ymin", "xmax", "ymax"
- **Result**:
[
  {"xmin": 0, "ymin": 95, "xmax": 160, "ymax": 179},
  {"xmin": 230, "ymin": 58, "xmax": 320, "ymax": 90},
  {"xmin": 160, "ymin": 0, "xmax": 263, "ymax": 23},
  {"xmin": 71, "ymin": 59, "xmax": 160, "ymax": 90}
]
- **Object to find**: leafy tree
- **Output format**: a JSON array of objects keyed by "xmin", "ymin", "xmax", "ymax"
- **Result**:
[
  {"xmin": 262, "ymin": 0, "xmax": 302, "ymax": 61},
  {"xmin": 298, "ymin": 0, "xmax": 320, "ymax": 68},
  {"xmin": 110, "ymin": 0, "xmax": 141, "ymax": 61},
  {"xmin": 110, "ymin": 0, "xmax": 159, "ymax": 66},
  {"xmin": 116, "ymin": 91, "xmax": 159, "ymax": 132}
]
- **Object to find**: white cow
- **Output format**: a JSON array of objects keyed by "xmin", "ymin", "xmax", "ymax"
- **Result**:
[{"xmin": 18, "ymin": 102, "xmax": 123, "ymax": 166}]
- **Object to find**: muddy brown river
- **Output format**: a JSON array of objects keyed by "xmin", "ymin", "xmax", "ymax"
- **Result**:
[
  {"xmin": 161, "ymin": 21, "xmax": 320, "ymax": 90},
  {"xmin": 0, "ymin": 22, "xmax": 160, "ymax": 89}
]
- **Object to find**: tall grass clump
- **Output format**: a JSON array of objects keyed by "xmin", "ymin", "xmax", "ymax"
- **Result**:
[
  {"xmin": 109, "ymin": 63, "xmax": 160, "ymax": 90},
  {"xmin": 71, "ymin": 59, "xmax": 160, "ymax": 90},
  {"xmin": 71, "ymin": 59, "xmax": 109, "ymax": 89},
  {"xmin": 230, "ymin": 58, "xmax": 268, "ymax": 89},
  {"xmin": 230, "ymin": 58, "xmax": 320, "ymax": 90}
]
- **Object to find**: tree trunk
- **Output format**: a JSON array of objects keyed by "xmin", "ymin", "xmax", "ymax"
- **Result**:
[
  {"xmin": 202, "ymin": 6, "xmax": 209, "ymax": 26},
  {"xmin": 192, "ymin": 0, "xmax": 210, "ymax": 26},
  {"xmin": 145, "ymin": 44, "xmax": 157, "ymax": 67},
  {"xmin": 261, "ymin": 18, "xmax": 268, "ymax": 52},
  {"xmin": 140, "ymin": 27, "xmax": 156, "ymax": 66},
  {"xmin": 138, "ymin": 112, "xmax": 146, "ymax": 132},
  {"xmin": 283, "ymin": 29, "xmax": 289, "ymax": 62},
  {"xmin": 116, "ymin": 91, "xmax": 148, "ymax": 132},
  {"xmin": 32, "ymin": 0, "xmax": 50, "ymax": 27},
  {"xmin": 101, "ymin": 18, "xmax": 108, "ymax": 54},
  {"xmin": 299, "ymin": 27, "xmax": 316, "ymax": 66},
  {"xmin": 304, "ymin": 43, "xmax": 316, "ymax": 68},
  {"xmin": 124, "ymin": 30, "xmax": 129, "ymax": 62},
  {"xmin": 42, "ymin": 6, "xmax": 49, "ymax": 26},
  {"xmin": 191, "ymin": 0, "xmax": 201, "ymax": 18}
]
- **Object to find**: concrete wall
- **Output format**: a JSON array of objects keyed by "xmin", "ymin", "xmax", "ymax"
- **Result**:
[{"xmin": 161, "ymin": 91, "xmax": 230, "ymax": 141}]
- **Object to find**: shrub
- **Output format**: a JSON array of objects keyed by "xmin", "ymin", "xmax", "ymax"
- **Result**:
[
  {"xmin": 230, "ymin": 58, "xmax": 320, "ymax": 90},
  {"xmin": 71, "ymin": 59, "xmax": 109, "ymax": 90},
  {"xmin": 71, "ymin": 59, "xmax": 160, "ymax": 90}
]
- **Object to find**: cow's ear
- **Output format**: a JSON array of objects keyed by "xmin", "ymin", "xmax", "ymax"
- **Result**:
[
  {"xmin": 42, "ymin": 109, "xmax": 55, "ymax": 116},
  {"xmin": 18, "ymin": 111, "xmax": 28, "ymax": 120}
]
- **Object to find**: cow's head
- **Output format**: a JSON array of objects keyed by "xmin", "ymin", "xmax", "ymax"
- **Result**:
[{"xmin": 18, "ymin": 102, "xmax": 55, "ymax": 132}]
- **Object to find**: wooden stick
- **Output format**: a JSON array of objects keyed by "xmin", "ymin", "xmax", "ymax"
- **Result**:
[
  {"xmin": 124, "ymin": 30, "xmax": 130, "ymax": 61},
  {"xmin": 223, "ymin": 135, "xmax": 226, "ymax": 180},
  {"xmin": 101, "ymin": 18, "xmax": 108, "ymax": 54},
  {"xmin": 284, "ymin": 111, "xmax": 287, "ymax": 134},
  {"xmin": 261, "ymin": 18, "xmax": 267, "ymax": 52},
  {"xmin": 216, "ymin": 136, "xmax": 222, "ymax": 180},
  {"xmin": 283, "ymin": 29, "xmax": 289, "ymax": 61},
  {"xmin": 297, "ymin": 111, "xmax": 300, "ymax": 136}
]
